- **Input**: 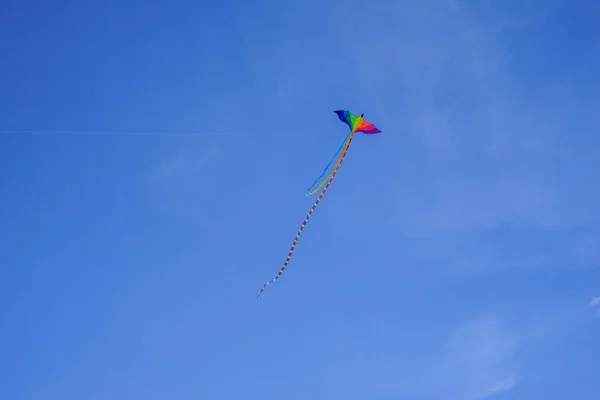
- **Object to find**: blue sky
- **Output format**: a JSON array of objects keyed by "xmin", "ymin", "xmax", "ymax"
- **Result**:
[{"xmin": 1, "ymin": 0, "xmax": 599, "ymax": 399}]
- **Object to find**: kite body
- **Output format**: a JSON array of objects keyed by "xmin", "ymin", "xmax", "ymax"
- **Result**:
[
  {"xmin": 334, "ymin": 110, "xmax": 382, "ymax": 134},
  {"xmin": 257, "ymin": 110, "xmax": 381, "ymax": 299}
]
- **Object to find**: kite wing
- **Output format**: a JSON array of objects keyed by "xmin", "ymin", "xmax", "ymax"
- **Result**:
[
  {"xmin": 334, "ymin": 110, "xmax": 357, "ymax": 131},
  {"xmin": 334, "ymin": 110, "xmax": 382, "ymax": 134}
]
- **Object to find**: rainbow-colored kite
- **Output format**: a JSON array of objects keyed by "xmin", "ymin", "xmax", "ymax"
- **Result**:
[{"xmin": 257, "ymin": 110, "xmax": 381, "ymax": 299}]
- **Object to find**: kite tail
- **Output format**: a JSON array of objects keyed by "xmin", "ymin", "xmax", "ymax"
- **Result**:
[
  {"xmin": 306, "ymin": 131, "xmax": 352, "ymax": 196},
  {"xmin": 306, "ymin": 132, "xmax": 352, "ymax": 196},
  {"xmin": 257, "ymin": 131, "xmax": 357, "ymax": 299}
]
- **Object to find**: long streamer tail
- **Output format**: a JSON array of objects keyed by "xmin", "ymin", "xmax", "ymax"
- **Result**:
[
  {"xmin": 257, "ymin": 131, "xmax": 357, "ymax": 299},
  {"xmin": 306, "ymin": 131, "xmax": 352, "ymax": 195}
]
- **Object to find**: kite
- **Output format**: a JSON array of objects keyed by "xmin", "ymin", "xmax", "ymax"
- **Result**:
[{"xmin": 257, "ymin": 110, "xmax": 381, "ymax": 299}]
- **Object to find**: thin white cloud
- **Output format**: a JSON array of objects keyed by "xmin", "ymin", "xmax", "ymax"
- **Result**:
[
  {"xmin": 322, "ymin": 0, "xmax": 600, "ymax": 275},
  {"xmin": 148, "ymin": 144, "xmax": 222, "ymax": 220},
  {"xmin": 414, "ymin": 317, "xmax": 519, "ymax": 400},
  {"xmin": 150, "ymin": 145, "xmax": 220, "ymax": 183},
  {"xmin": 344, "ymin": 1, "xmax": 596, "ymax": 231},
  {"xmin": 590, "ymin": 296, "xmax": 600, "ymax": 309},
  {"xmin": 325, "ymin": 316, "xmax": 520, "ymax": 400},
  {"xmin": 149, "ymin": 151, "xmax": 188, "ymax": 184}
]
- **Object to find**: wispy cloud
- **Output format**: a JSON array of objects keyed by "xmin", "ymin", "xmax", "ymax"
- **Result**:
[
  {"xmin": 148, "ymin": 144, "xmax": 222, "ymax": 220},
  {"xmin": 321, "ymin": 0, "xmax": 600, "ymax": 276},
  {"xmin": 149, "ymin": 151, "xmax": 189, "ymax": 184},
  {"xmin": 590, "ymin": 297, "xmax": 600, "ymax": 315},
  {"xmin": 322, "ymin": 315, "xmax": 520, "ymax": 400},
  {"xmin": 439, "ymin": 317, "xmax": 518, "ymax": 399},
  {"xmin": 150, "ymin": 145, "xmax": 220, "ymax": 184},
  {"xmin": 392, "ymin": 316, "xmax": 519, "ymax": 400}
]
